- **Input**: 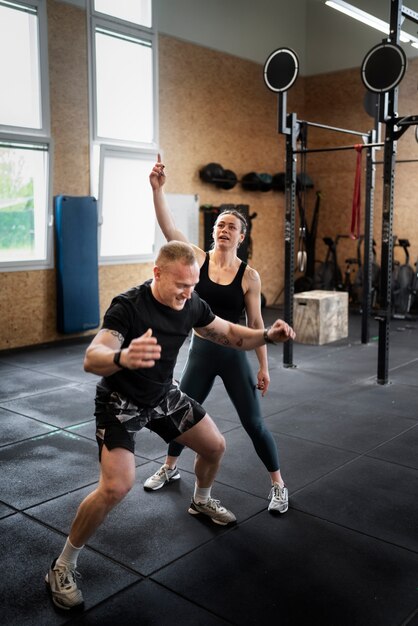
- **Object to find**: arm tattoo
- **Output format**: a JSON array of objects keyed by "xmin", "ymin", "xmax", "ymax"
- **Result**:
[
  {"xmin": 199, "ymin": 327, "xmax": 243, "ymax": 348},
  {"xmin": 198, "ymin": 327, "xmax": 230, "ymax": 345},
  {"xmin": 99, "ymin": 328, "xmax": 124, "ymax": 346}
]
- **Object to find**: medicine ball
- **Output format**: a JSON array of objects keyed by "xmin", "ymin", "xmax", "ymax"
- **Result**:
[
  {"xmin": 199, "ymin": 162, "xmax": 225, "ymax": 184},
  {"xmin": 241, "ymin": 172, "xmax": 260, "ymax": 191},
  {"xmin": 297, "ymin": 172, "xmax": 314, "ymax": 190},
  {"xmin": 216, "ymin": 169, "xmax": 238, "ymax": 190},
  {"xmin": 258, "ymin": 173, "xmax": 273, "ymax": 192},
  {"xmin": 272, "ymin": 172, "xmax": 286, "ymax": 192}
]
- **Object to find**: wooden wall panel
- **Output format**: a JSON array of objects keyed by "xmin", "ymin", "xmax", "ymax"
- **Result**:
[
  {"xmin": 301, "ymin": 62, "xmax": 418, "ymax": 278},
  {"xmin": 48, "ymin": 0, "xmax": 90, "ymax": 197},
  {"xmin": 0, "ymin": 270, "xmax": 56, "ymax": 349},
  {"xmin": 98, "ymin": 263, "xmax": 154, "ymax": 314},
  {"xmin": 0, "ymin": 0, "xmax": 91, "ymax": 350},
  {"xmin": 158, "ymin": 35, "xmax": 305, "ymax": 307}
]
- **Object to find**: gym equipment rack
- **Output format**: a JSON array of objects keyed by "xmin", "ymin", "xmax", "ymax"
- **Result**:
[{"xmin": 264, "ymin": 0, "xmax": 418, "ymax": 385}]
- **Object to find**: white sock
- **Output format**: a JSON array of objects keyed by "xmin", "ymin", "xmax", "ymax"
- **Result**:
[
  {"xmin": 194, "ymin": 483, "xmax": 211, "ymax": 504},
  {"xmin": 56, "ymin": 537, "xmax": 84, "ymax": 569}
]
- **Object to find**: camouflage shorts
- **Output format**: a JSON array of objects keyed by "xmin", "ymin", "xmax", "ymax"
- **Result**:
[{"xmin": 95, "ymin": 382, "xmax": 206, "ymax": 457}]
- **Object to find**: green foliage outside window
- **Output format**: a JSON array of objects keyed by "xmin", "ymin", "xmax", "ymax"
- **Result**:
[{"xmin": 0, "ymin": 149, "xmax": 35, "ymax": 250}]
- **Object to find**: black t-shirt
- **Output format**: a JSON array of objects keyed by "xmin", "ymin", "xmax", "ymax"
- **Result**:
[{"xmin": 99, "ymin": 280, "xmax": 215, "ymax": 407}]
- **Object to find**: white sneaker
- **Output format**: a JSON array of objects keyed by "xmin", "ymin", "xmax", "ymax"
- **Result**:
[
  {"xmin": 268, "ymin": 483, "xmax": 289, "ymax": 513},
  {"xmin": 143, "ymin": 464, "xmax": 181, "ymax": 491},
  {"xmin": 188, "ymin": 497, "xmax": 237, "ymax": 526},
  {"xmin": 45, "ymin": 558, "xmax": 84, "ymax": 611}
]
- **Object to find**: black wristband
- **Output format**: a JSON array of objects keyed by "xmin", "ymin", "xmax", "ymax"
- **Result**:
[
  {"xmin": 263, "ymin": 327, "xmax": 276, "ymax": 345},
  {"xmin": 113, "ymin": 349, "xmax": 126, "ymax": 369}
]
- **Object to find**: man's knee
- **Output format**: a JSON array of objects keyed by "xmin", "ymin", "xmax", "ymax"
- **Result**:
[
  {"xmin": 215, "ymin": 432, "xmax": 226, "ymax": 456},
  {"xmin": 101, "ymin": 475, "xmax": 135, "ymax": 506},
  {"xmin": 180, "ymin": 414, "xmax": 226, "ymax": 459},
  {"xmin": 99, "ymin": 445, "xmax": 136, "ymax": 505},
  {"xmin": 201, "ymin": 431, "xmax": 226, "ymax": 461}
]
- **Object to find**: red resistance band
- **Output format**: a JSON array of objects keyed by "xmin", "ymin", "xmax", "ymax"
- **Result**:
[{"xmin": 350, "ymin": 144, "xmax": 363, "ymax": 240}]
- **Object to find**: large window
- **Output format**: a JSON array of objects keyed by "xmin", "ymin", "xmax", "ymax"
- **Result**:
[
  {"xmin": 94, "ymin": 0, "xmax": 152, "ymax": 32},
  {"xmin": 99, "ymin": 147, "xmax": 156, "ymax": 261},
  {"xmin": 0, "ymin": 0, "xmax": 51, "ymax": 270},
  {"xmin": 94, "ymin": 27, "xmax": 154, "ymax": 144},
  {"xmin": 88, "ymin": 0, "xmax": 158, "ymax": 263},
  {"xmin": 0, "ymin": 140, "xmax": 49, "ymax": 263}
]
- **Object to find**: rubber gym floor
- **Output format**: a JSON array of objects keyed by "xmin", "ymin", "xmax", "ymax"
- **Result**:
[{"xmin": 0, "ymin": 308, "xmax": 417, "ymax": 626}]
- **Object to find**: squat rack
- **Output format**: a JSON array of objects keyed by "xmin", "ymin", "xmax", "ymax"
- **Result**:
[
  {"xmin": 370, "ymin": 1, "xmax": 418, "ymax": 384},
  {"xmin": 280, "ymin": 113, "xmax": 380, "ymax": 368},
  {"xmin": 264, "ymin": 0, "xmax": 418, "ymax": 385}
]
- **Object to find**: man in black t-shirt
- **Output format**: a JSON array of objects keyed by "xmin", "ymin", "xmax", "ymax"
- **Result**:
[{"xmin": 45, "ymin": 240, "xmax": 295, "ymax": 612}]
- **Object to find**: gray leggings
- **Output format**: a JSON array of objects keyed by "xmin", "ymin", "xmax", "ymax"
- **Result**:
[{"xmin": 168, "ymin": 334, "xmax": 280, "ymax": 472}]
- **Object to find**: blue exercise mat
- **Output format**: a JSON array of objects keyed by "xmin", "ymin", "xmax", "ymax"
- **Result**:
[{"xmin": 55, "ymin": 195, "xmax": 100, "ymax": 334}]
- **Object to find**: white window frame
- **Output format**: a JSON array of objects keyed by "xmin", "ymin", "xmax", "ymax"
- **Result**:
[
  {"xmin": 0, "ymin": 0, "xmax": 51, "ymax": 139},
  {"xmin": 0, "ymin": 0, "xmax": 53, "ymax": 271},
  {"xmin": 0, "ymin": 134, "xmax": 53, "ymax": 272},
  {"xmin": 87, "ymin": 0, "xmax": 159, "ymax": 265},
  {"xmin": 97, "ymin": 143, "xmax": 158, "ymax": 264},
  {"xmin": 90, "ymin": 18, "xmax": 158, "ymax": 148}
]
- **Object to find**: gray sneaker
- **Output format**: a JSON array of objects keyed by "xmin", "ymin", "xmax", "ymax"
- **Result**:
[
  {"xmin": 45, "ymin": 558, "xmax": 84, "ymax": 611},
  {"xmin": 143, "ymin": 464, "xmax": 181, "ymax": 491},
  {"xmin": 188, "ymin": 497, "xmax": 237, "ymax": 526},
  {"xmin": 268, "ymin": 483, "xmax": 289, "ymax": 513}
]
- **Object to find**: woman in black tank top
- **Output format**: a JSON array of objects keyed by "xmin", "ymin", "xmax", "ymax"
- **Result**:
[{"xmin": 144, "ymin": 158, "xmax": 288, "ymax": 514}]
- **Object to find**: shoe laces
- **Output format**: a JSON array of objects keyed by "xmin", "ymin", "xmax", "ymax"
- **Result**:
[
  {"xmin": 205, "ymin": 498, "xmax": 225, "ymax": 513},
  {"xmin": 56, "ymin": 564, "xmax": 81, "ymax": 591},
  {"xmin": 270, "ymin": 484, "xmax": 286, "ymax": 501},
  {"xmin": 155, "ymin": 464, "xmax": 170, "ymax": 479}
]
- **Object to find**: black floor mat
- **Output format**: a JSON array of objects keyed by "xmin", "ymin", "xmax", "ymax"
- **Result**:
[{"xmin": 1, "ymin": 311, "xmax": 417, "ymax": 626}]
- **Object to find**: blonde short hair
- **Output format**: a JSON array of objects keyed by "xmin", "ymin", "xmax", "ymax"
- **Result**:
[{"xmin": 155, "ymin": 240, "xmax": 197, "ymax": 267}]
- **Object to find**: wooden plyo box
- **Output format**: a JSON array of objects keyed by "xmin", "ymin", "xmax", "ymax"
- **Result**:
[{"xmin": 293, "ymin": 290, "xmax": 349, "ymax": 345}]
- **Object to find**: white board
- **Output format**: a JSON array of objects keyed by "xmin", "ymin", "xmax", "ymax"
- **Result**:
[{"xmin": 154, "ymin": 193, "xmax": 200, "ymax": 252}]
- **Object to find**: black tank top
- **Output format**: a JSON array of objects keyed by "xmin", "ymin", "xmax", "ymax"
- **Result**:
[{"xmin": 196, "ymin": 253, "xmax": 247, "ymax": 323}]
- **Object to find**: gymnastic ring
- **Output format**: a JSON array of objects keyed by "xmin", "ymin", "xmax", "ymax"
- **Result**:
[{"xmin": 297, "ymin": 250, "xmax": 307, "ymax": 273}]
